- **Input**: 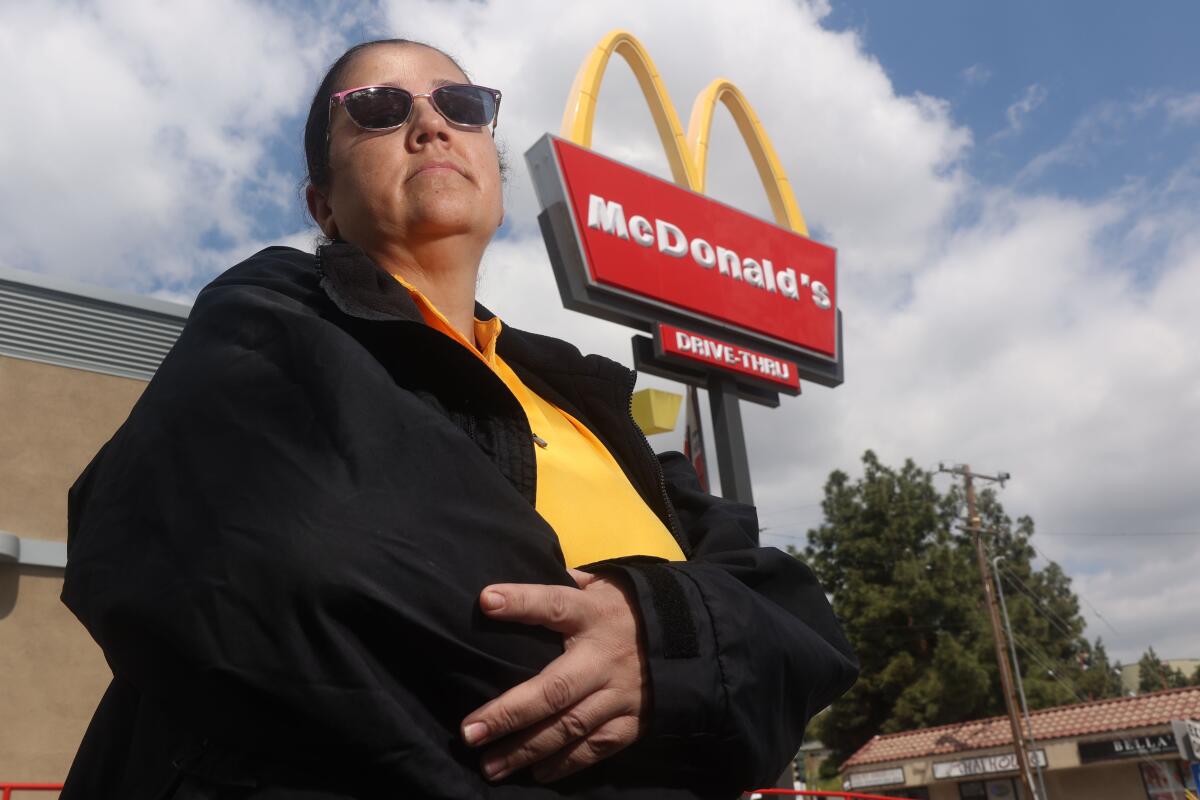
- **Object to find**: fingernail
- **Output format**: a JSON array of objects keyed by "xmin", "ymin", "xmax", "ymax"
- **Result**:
[
  {"xmin": 482, "ymin": 591, "xmax": 505, "ymax": 611},
  {"xmin": 463, "ymin": 721, "xmax": 488, "ymax": 745},
  {"xmin": 483, "ymin": 756, "xmax": 506, "ymax": 780}
]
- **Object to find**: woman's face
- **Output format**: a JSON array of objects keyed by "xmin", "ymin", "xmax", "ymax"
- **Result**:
[{"xmin": 314, "ymin": 43, "xmax": 503, "ymax": 254}]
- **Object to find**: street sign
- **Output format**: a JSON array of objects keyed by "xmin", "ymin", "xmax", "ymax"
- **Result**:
[{"xmin": 1172, "ymin": 719, "xmax": 1200, "ymax": 761}]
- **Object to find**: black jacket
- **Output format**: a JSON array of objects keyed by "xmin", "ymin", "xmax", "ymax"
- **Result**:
[{"xmin": 61, "ymin": 243, "xmax": 857, "ymax": 799}]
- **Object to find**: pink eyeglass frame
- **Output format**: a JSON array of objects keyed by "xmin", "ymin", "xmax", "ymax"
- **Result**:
[{"xmin": 327, "ymin": 83, "xmax": 502, "ymax": 143}]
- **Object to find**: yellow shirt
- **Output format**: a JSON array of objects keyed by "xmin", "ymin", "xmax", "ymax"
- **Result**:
[{"xmin": 392, "ymin": 275, "xmax": 686, "ymax": 568}]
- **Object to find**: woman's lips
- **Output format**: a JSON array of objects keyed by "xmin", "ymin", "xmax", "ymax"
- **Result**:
[{"xmin": 409, "ymin": 161, "xmax": 465, "ymax": 180}]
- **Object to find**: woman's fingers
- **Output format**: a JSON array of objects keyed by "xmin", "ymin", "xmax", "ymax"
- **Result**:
[
  {"xmin": 461, "ymin": 647, "xmax": 605, "ymax": 750},
  {"xmin": 464, "ymin": 575, "xmax": 650, "ymax": 782},
  {"xmin": 530, "ymin": 714, "xmax": 643, "ymax": 783},
  {"xmin": 478, "ymin": 690, "xmax": 628, "ymax": 781},
  {"xmin": 566, "ymin": 567, "xmax": 596, "ymax": 589},
  {"xmin": 478, "ymin": 582, "xmax": 588, "ymax": 633}
]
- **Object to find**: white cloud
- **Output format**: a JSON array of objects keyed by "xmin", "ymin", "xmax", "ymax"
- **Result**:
[
  {"xmin": 996, "ymin": 83, "xmax": 1048, "ymax": 139},
  {"xmin": 1016, "ymin": 90, "xmax": 1200, "ymax": 185},
  {"xmin": 3, "ymin": 0, "xmax": 1196, "ymax": 666},
  {"xmin": 1163, "ymin": 92, "xmax": 1200, "ymax": 125},
  {"xmin": 961, "ymin": 63, "xmax": 992, "ymax": 87},
  {"xmin": 0, "ymin": 0, "xmax": 342, "ymax": 293}
]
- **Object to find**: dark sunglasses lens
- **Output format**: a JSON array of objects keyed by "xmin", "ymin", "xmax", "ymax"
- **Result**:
[
  {"xmin": 433, "ymin": 85, "xmax": 496, "ymax": 126},
  {"xmin": 344, "ymin": 87, "xmax": 412, "ymax": 129}
]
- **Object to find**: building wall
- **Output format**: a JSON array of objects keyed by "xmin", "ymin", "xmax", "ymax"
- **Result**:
[
  {"xmin": 0, "ymin": 354, "xmax": 146, "ymax": 787},
  {"xmin": 851, "ymin": 746, "xmax": 1180, "ymax": 800},
  {"xmin": 920, "ymin": 761, "xmax": 1147, "ymax": 800},
  {"xmin": 927, "ymin": 783, "xmax": 959, "ymax": 800},
  {"xmin": 1121, "ymin": 659, "xmax": 1200, "ymax": 694},
  {"xmin": 1042, "ymin": 760, "xmax": 1151, "ymax": 800}
]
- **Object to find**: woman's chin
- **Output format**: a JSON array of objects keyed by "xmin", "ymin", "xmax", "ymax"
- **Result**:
[{"xmin": 401, "ymin": 207, "xmax": 492, "ymax": 241}]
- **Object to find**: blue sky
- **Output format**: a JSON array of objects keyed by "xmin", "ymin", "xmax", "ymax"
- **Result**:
[
  {"xmin": 3, "ymin": 0, "xmax": 1198, "ymax": 663},
  {"xmin": 827, "ymin": 0, "xmax": 1200, "ymax": 197}
]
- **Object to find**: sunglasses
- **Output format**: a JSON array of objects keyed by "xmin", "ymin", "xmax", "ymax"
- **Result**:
[{"xmin": 328, "ymin": 83, "xmax": 502, "ymax": 140}]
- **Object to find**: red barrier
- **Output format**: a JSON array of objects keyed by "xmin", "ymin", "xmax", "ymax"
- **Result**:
[
  {"xmin": 0, "ymin": 785, "xmax": 63, "ymax": 800},
  {"xmin": 2, "ymin": 781, "xmax": 906, "ymax": 799},
  {"xmin": 751, "ymin": 790, "xmax": 905, "ymax": 799}
]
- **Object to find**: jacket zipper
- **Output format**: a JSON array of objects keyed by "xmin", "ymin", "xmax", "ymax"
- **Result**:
[{"xmin": 623, "ymin": 369, "xmax": 692, "ymax": 559}]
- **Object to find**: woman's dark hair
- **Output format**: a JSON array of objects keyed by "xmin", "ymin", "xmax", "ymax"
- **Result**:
[{"xmin": 302, "ymin": 38, "xmax": 507, "ymax": 201}]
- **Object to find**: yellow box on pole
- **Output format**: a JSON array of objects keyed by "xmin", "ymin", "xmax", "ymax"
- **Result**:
[{"xmin": 631, "ymin": 388, "xmax": 683, "ymax": 435}]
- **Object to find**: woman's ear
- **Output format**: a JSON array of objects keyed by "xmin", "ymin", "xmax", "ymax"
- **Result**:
[{"xmin": 306, "ymin": 184, "xmax": 339, "ymax": 239}]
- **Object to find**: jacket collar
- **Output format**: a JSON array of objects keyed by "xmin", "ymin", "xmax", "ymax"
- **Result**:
[
  {"xmin": 314, "ymin": 240, "xmax": 634, "ymax": 391},
  {"xmin": 313, "ymin": 240, "xmax": 684, "ymax": 547},
  {"xmin": 315, "ymin": 241, "xmax": 426, "ymax": 324}
]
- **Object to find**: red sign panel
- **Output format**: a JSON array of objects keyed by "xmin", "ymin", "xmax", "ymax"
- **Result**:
[
  {"xmin": 658, "ymin": 323, "xmax": 800, "ymax": 390},
  {"xmin": 553, "ymin": 138, "xmax": 837, "ymax": 358}
]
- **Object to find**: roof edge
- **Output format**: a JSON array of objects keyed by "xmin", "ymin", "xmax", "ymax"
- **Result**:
[
  {"xmin": 0, "ymin": 264, "xmax": 191, "ymax": 319},
  {"xmin": 840, "ymin": 685, "xmax": 1200, "ymax": 771}
]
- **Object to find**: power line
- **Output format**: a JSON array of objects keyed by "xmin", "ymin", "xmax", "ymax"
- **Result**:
[
  {"xmin": 763, "ymin": 523, "xmax": 1200, "ymax": 536},
  {"xmin": 756, "ymin": 501, "xmax": 824, "ymax": 517},
  {"xmin": 1026, "ymin": 541, "xmax": 1122, "ymax": 637},
  {"xmin": 1010, "ymin": 633, "xmax": 1178, "ymax": 782},
  {"xmin": 1011, "ymin": 632, "xmax": 1092, "ymax": 704},
  {"xmin": 1036, "ymin": 531, "xmax": 1200, "ymax": 537},
  {"xmin": 994, "ymin": 562, "xmax": 1081, "ymax": 643}
]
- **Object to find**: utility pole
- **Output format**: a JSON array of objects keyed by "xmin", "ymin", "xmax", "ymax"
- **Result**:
[
  {"xmin": 940, "ymin": 464, "xmax": 1040, "ymax": 800},
  {"xmin": 994, "ymin": 555, "xmax": 1050, "ymax": 800}
]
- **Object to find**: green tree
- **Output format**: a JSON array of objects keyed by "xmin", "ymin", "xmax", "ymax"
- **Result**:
[
  {"xmin": 801, "ymin": 451, "xmax": 1108, "ymax": 766},
  {"xmin": 1137, "ymin": 647, "xmax": 1188, "ymax": 693},
  {"xmin": 1075, "ymin": 638, "xmax": 1125, "ymax": 700}
]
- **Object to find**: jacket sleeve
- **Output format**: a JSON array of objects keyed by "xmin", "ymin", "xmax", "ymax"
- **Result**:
[
  {"xmin": 594, "ymin": 451, "xmax": 858, "ymax": 792},
  {"xmin": 61, "ymin": 264, "xmax": 570, "ymax": 793}
]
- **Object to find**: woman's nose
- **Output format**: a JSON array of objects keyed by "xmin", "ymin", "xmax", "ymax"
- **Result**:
[{"xmin": 406, "ymin": 95, "xmax": 450, "ymax": 147}]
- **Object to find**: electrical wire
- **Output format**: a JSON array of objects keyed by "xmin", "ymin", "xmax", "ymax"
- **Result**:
[
  {"xmin": 994, "ymin": 563, "xmax": 1081, "ymax": 642},
  {"xmin": 1026, "ymin": 541, "xmax": 1122, "ymax": 637}
]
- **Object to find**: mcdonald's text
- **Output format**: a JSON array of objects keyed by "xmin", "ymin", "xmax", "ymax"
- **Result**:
[
  {"xmin": 552, "ymin": 138, "xmax": 838, "ymax": 357},
  {"xmin": 587, "ymin": 194, "xmax": 831, "ymax": 310},
  {"xmin": 658, "ymin": 323, "xmax": 800, "ymax": 389}
]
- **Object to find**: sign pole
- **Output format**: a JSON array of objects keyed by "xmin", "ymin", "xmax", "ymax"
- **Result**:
[{"xmin": 706, "ymin": 373, "xmax": 755, "ymax": 510}]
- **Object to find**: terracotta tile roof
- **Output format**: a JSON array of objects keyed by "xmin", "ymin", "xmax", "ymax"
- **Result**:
[{"xmin": 842, "ymin": 686, "xmax": 1200, "ymax": 770}]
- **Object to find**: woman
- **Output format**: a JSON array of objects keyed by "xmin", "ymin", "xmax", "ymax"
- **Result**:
[{"xmin": 61, "ymin": 38, "xmax": 857, "ymax": 799}]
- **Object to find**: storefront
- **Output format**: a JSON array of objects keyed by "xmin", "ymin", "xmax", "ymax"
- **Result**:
[{"xmin": 840, "ymin": 687, "xmax": 1200, "ymax": 800}]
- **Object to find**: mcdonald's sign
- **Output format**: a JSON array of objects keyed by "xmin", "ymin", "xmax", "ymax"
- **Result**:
[{"xmin": 526, "ymin": 30, "xmax": 843, "ymax": 390}]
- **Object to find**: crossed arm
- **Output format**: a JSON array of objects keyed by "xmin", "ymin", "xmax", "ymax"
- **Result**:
[
  {"xmin": 461, "ymin": 452, "xmax": 859, "ymax": 789},
  {"xmin": 462, "ymin": 568, "xmax": 648, "ymax": 783}
]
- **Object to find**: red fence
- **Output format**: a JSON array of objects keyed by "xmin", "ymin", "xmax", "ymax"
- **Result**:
[
  {"xmin": 0, "ymin": 785, "xmax": 63, "ymax": 800},
  {"xmin": 751, "ymin": 791, "xmax": 905, "ymax": 799},
  {"xmin": 1, "ymin": 783, "xmax": 905, "ymax": 799}
]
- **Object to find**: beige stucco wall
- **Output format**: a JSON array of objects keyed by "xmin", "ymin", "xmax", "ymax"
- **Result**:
[
  {"xmin": 919, "ymin": 760, "xmax": 1148, "ymax": 800},
  {"xmin": 0, "ymin": 354, "xmax": 146, "ymax": 789},
  {"xmin": 851, "ymin": 746, "xmax": 1176, "ymax": 800},
  {"xmin": 1041, "ymin": 759, "xmax": 1150, "ymax": 799}
]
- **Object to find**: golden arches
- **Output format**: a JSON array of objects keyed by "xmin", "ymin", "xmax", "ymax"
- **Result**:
[{"xmin": 560, "ymin": 29, "xmax": 809, "ymax": 236}]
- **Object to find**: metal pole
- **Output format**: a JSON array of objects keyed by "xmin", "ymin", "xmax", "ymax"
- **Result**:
[
  {"xmin": 705, "ymin": 373, "xmax": 754, "ymax": 508},
  {"xmin": 964, "ymin": 469, "xmax": 1038, "ymax": 800},
  {"xmin": 993, "ymin": 555, "xmax": 1049, "ymax": 800}
]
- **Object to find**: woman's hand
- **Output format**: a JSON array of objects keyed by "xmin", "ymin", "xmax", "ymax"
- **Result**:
[{"xmin": 461, "ymin": 568, "xmax": 650, "ymax": 783}]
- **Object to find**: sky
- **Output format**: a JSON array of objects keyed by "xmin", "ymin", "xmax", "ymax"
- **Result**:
[{"xmin": 2, "ymin": 0, "xmax": 1198, "ymax": 670}]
